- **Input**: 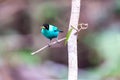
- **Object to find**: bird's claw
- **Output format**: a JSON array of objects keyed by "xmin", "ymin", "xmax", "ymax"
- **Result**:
[
  {"xmin": 57, "ymin": 40, "xmax": 60, "ymax": 43},
  {"xmin": 48, "ymin": 43, "xmax": 51, "ymax": 47}
]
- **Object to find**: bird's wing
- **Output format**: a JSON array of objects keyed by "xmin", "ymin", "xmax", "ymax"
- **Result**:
[
  {"xmin": 54, "ymin": 27, "xmax": 59, "ymax": 32},
  {"xmin": 49, "ymin": 25, "xmax": 59, "ymax": 32},
  {"xmin": 49, "ymin": 25, "xmax": 63, "ymax": 32},
  {"xmin": 53, "ymin": 26, "xmax": 63, "ymax": 32}
]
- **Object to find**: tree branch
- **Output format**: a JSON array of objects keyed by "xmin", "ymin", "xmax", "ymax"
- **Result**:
[
  {"xmin": 68, "ymin": 0, "xmax": 81, "ymax": 80},
  {"xmin": 31, "ymin": 37, "xmax": 66, "ymax": 55}
]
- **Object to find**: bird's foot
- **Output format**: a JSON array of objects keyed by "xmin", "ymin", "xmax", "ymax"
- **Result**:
[
  {"xmin": 48, "ymin": 43, "xmax": 51, "ymax": 47},
  {"xmin": 56, "ymin": 38, "xmax": 60, "ymax": 43},
  {"xmin": 56, "ymin": 40, "xmax": 60, "ymax": 43}
]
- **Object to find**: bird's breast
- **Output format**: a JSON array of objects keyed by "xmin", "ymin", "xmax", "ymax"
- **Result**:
[{"xmin": 41, "ymin": 29, "xmax": 59, "ymax": 39}]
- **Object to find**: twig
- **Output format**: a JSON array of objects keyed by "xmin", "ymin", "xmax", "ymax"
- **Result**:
[
  {"xmin": 78, "ymin": 23, "xmax": 88, "ymax": 30},
  {"xmin": 31, "ymin": 37, "xmax": 66, "ymax": 55},
  {"xmin": 74, "ymin": 23, "xmax": 88, "ymax": 35},
  {"xmin": 71, "ymin": 25, "xmax": 79, "ymax": 32}
]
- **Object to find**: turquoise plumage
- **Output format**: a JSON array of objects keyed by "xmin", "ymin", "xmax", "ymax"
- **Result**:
[{"xmin": 41, "ymin": 24, "xmax": 63, "ymax": 44}]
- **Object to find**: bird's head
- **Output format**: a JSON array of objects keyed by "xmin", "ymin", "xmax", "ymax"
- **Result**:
[{"xmin": 42, "ymin": 24, "xmax": 49, "ymax": 30}]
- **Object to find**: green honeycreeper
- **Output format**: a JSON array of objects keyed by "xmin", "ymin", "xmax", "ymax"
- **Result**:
[{"xmin": 41, "ymin": 24, "xmax": 63, "ymax": 46}]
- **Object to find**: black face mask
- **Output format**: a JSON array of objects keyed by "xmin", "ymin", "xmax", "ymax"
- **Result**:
[{"xmin": 43, "ymin": 24, "xmax": 49, "ymax": 30}]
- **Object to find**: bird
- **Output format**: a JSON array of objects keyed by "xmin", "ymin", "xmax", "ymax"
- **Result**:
[{"xmin": 41, "ymin": 23, "xmax": 63, "ymax": 46}]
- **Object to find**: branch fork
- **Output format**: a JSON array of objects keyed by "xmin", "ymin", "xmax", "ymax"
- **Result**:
[
  {"xmin": 31, "ymin": 23, "xmax": 88, "ymax": 55},
  {"xmin": 71, "ymin": 23, "xmax": 88, "ymax": 35},
  {"xmin": 31, "ymin": 37, "xmax": 66, "ymax": 55}
]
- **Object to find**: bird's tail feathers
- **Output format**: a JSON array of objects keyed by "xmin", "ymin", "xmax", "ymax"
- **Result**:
[{"xmin": 59, "ymin": 30, "xmax": 63, "ymax": 33}]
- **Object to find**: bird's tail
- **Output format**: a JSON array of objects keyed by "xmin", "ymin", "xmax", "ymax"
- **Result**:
[{"xmin": 59, "ymin": 30, "xmax": 63, "ymax": 33}]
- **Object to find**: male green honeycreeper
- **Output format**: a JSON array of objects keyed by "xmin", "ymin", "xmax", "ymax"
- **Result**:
[{"xmin": 41, "ymin": 24, "xmax": 63, "ymax": 46}]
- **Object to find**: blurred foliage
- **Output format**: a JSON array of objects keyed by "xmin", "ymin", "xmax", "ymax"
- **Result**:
[
  {"xmin": 42, "ymin": 4, "xmax": 59, "ymax": 20},
  {"xmin": 1, "ymin": 0, "xmax": 120, "ymax": 80},
  {"xmin": 82, "ymin": 27, "xmax": 120, "ymax": 79},
  {"xmin": 18, "ymin": 49, "xmax": 41, "ymax": 65},
  {"xmin": 37, "ymin": 2, "xmax": 62, "ymax": 24}
]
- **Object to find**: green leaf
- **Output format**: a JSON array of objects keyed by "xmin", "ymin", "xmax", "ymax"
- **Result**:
[{"xmin": 65, "ymin": 28, "xmax": 73, "ymax": 45}]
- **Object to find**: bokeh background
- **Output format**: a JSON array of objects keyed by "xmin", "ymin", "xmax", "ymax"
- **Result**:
[{"xmin": 0, "ymin": 0, "xmax": 120, "ymax": 80}]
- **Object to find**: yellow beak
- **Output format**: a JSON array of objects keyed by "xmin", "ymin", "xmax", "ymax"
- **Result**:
[{"xmin": 41, "ymin": 26, "xmax": 45, "ymax": 29}]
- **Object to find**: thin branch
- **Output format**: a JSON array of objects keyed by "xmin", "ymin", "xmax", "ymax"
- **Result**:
[
  {"xmin": 71, "ymin": 25, "xmax": 79, "ymax": 32},
  {"xmin": 31, "ymin": 37, "xmax": 66, "ymax": 55},
  {"xmin": 31, "ymin": 23, "xmax": 88, "ymax": 55},
  {"xmin": 74, "ymin": 23, "xmax": 88, "ymax": 35},
  {"xmin": 78, "ymin": 23, "xmax": 88, "ymax": 30}
]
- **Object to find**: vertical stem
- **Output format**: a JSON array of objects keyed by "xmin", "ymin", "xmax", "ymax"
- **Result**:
[{"xmin": 68, "ymin": 0, "xmax": 81, "ymax": 80}]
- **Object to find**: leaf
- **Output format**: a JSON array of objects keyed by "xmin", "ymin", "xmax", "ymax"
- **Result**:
[{"xmin": 65, "ymin": 28, "xmax": 73, "ymax": 45}]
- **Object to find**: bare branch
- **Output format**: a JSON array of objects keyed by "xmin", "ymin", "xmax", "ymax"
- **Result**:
[
  {"xmin": 74, "ymin": 23, "xmax": 88, "ymax": 35},
  {"xmin": 78, "ymin": 23, "xmax": 88, "ymax": 30},
  {"xmin": 71, "ymin": 25, "xmax": 79, "ymax": 31},
  {"xmin": 31, "ymin": 37, "xmax": 66, "ymax": 55}
]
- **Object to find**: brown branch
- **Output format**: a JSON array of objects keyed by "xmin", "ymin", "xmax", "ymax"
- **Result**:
[{"xmin": 31, "ymin": 37, "xmax": 66, "ymax": 55}]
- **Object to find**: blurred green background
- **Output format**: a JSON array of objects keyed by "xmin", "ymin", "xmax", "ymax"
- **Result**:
[{"xmin": 0, "ymin": 0, "xmax": 120, "ymax": 80}]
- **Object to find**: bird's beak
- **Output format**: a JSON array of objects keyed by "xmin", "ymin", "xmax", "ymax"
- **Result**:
[{"xmin": 41, "ymin": 26, "xmax": 45, "ymax": 29}]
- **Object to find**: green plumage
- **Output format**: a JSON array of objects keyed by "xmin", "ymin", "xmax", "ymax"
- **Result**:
[{"xmin": 41, "ymin": 24, "xmax": 63, "ymax": 40}]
